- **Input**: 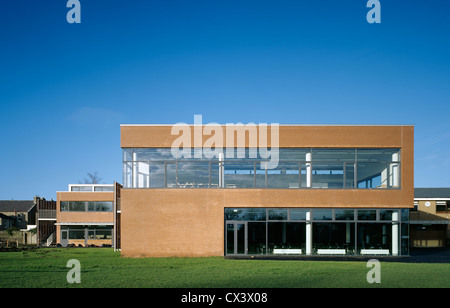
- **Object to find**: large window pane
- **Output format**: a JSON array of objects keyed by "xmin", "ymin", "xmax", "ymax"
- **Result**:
[
  {"xmin": 290, "ymin": 209, "xmax": 307, "ymax": 220},
  {"xmin": 224, "ymin": 162, "xmax": 255, "ymax": 188},
  {"xmin": 149, "ymin": 162, "xmax": 165, "ymax": 188},
  {"xmin": 69, "ymin": 228, "xmax": 85, "ymax": 240},
  {"xmin": 267, "ymin": 162, "xmax": 300, "ymax": 188},
  {"xmin": 313, "ymin": 209, "xmax": 332, "ymax": 221},
  {"xmin": 248, "ymin": 222, "xmax": 266, "ymax": 255},
  {"xmin": 268, "ymin": 222, "xmax": 306, "ymax": 253},
  {"xmin": 177, "ymin": 162, "xmax": 210, "ymax": 188},
  {"xmin": 357, "ymin": 162, "xmax": 387, "ymax": 188},
  {"xmin": 358, "ymin": 210, "xmax": 377, "ymax": 221},
  {"xmin": 313, "ymin": 223, "xmax": 355, "ymax": 252},
  {"xmin": 166, "ymin": 163, "xmax": 177, "ymax": 188},
  {"xmin": 311, "ymin": 163, "xmax": 344, "ymax": 189},
  {"xmin": 268, "ymin": 209, "xmax": 288, "ymax": 220},
  {"xmin": 335, "ymin": 209, "xmax": 355, "ymax": 220},
  {"xmin": 357, "ymin": 223, "xmax": 391, "ymax": 251}
]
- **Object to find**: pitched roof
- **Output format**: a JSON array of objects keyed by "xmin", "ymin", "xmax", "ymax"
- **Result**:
[
  {"xmin": 0, "ymin": 200, "xmax": 35, "ymax": 213},
  {"xmin": 415, "ymin": 188, "xmax": 450, "ymax": 199}
]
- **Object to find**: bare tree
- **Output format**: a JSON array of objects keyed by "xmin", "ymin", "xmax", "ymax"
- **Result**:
[{"xmin": 83, "ymin": 172, "xmax": 102, "ymax": 184}]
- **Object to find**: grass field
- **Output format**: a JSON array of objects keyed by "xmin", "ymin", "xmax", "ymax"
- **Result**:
[{"xmin": 0, "ymin": 248, "xmax": 449, "ymax": 288}]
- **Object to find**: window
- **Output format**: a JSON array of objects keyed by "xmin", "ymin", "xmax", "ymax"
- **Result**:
[
  {"xmin": 225, "ymin": 208, "xmax": 409, "ymax": 256},
  {"xmin": 122, "ymin": 148, "xmax": 400, "ymax": 190},
  {"xmin": 267, "ymin": 162, "xmax": 300, "ymax": 189},
  {"xmin": 88, "ymin": 226, "xmax": 112, "ymax": 239},
  {"xmin": 290, "ymin": 209, "xmax": 307, "ymax": 220},
  {"xmin": 224, "ymin": 162, "xmax": 255, "ymax": 188},
  {"xmin": 436, "ymin": 201, "xmax": 449, "ymax": 212},
  {"xmin": 312, "ymin": 163, "xmax": 344, "ymax": 189},
  {"xmin": 335, "ymin": 209, "xmax": 355, "ymax": 220},
  {"xmin": 268, "ymin": 209, "xmax": 288, "ymax": 220},
  {"xmin": 177, "ymin": 162, "xmax": 210, "ymax": 188},
  {"xmin": 313, "ymin": 209, "xmax": 333, "ymax": 221},
  {"xmin": 94, "ymin": 186, "xmax": 114, "ymax": 192},
  {"xmin": 61, "ymin": 201, "xmax": 113, "ymax": 212},
  {"xmin": 68, "ymin": 228, "xmax": 85, "ymax": 240},
  {"xmin": 70, "ymin": 186, "xmax": 92, "ymax": 192},
  {"xmin": 358, "ymin": 210, "xmax": 377, "ymax": 221}
]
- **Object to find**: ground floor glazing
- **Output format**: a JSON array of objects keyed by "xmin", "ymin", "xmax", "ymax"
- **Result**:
[
  {"xmin": 225, "ymin": 208, "xmax": 409, "ymax": 256},
  {"xmin": 59, "ymin": 225, "xmax": 113, "ymax": 247}
]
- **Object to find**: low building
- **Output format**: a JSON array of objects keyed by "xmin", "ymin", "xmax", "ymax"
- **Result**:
[
  {"xmin": 0, "ymin": 199, "xmax": 39, "ymax": 245},
  {"xmin": 0, "ymin": 200, "xmax": 36, "ymax": 230},
  {"xmin": 411, "ymin": 188, "xmax": 450, "ymax": 247},
  {"xmin": 56, "ymin": 184, "xmax": 117, "ymax": 247}
]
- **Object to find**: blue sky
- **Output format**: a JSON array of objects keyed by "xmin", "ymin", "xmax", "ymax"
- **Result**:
[{"xmin": 1, "ymin": 0, "xmax": 449, "ymax": 200}]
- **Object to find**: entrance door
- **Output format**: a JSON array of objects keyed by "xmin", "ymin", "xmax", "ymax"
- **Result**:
[
  {"xmin": 226, "ymin": 222, "xmax": 247, "ymax": 255},
  {"xmin": 61, "ymin": 230, "xmax": 69, "ymax": 247}
]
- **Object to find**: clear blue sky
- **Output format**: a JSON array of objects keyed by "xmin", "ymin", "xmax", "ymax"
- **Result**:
[{"xmin": 1, "ymin": 0, "xmax": 449, "ymax": 200}]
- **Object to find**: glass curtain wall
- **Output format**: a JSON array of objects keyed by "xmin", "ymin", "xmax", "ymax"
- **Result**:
[
  {"xmin": 224, "ymin": 208, "xmax": 409, "ymax": 256},
  {"xmin": 123, "ymin": 148, "xmax": 400, "ymax": 189}
]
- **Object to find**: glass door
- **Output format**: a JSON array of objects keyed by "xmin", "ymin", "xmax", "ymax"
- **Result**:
[
  {"xmin": 61, "ymin": 229, "xmax": 69, "ymax": 247},
  {"xmin": 226, "ymin": 222, "xmax": 247, "ymax": 255}
]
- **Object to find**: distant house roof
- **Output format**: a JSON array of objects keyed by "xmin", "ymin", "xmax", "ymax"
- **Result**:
[
  {"xmin": 0, "ymin": 200, "xmax": 35, "ymax": 213},
  {"xmin": 415, "ymin": 188, "xmax": 450, "ymax": 199}
]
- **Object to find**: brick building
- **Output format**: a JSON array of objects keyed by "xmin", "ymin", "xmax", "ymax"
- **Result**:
[{"xmin": 118, "ymin": 124, "xmax": 414, "ymax": 257}]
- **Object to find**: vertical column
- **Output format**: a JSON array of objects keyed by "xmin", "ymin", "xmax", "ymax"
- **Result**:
[
  {"xmin": 392, "ymin": 211, "xmax": 399, "ymax": 256},
  {"xmin": 306, "ymin": 210, "xmax": 312, "ymax": 255},
  {"xmin": 306, "ymin": 152, "xmax": 312, "ymax": 188},
  {"xmin": 390, "ymin": 152, "xmax": 400, "ymax": 188}
]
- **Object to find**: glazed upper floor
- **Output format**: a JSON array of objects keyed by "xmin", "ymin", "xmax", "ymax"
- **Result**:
[{"xmin": 120, "ymin": 124, "xmax": 413, "ymax": 192}]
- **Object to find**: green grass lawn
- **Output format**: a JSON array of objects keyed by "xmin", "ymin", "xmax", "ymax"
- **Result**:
[{"xmin": 0, "ymin": 248, "xmax": 449, "ymax": 288}]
